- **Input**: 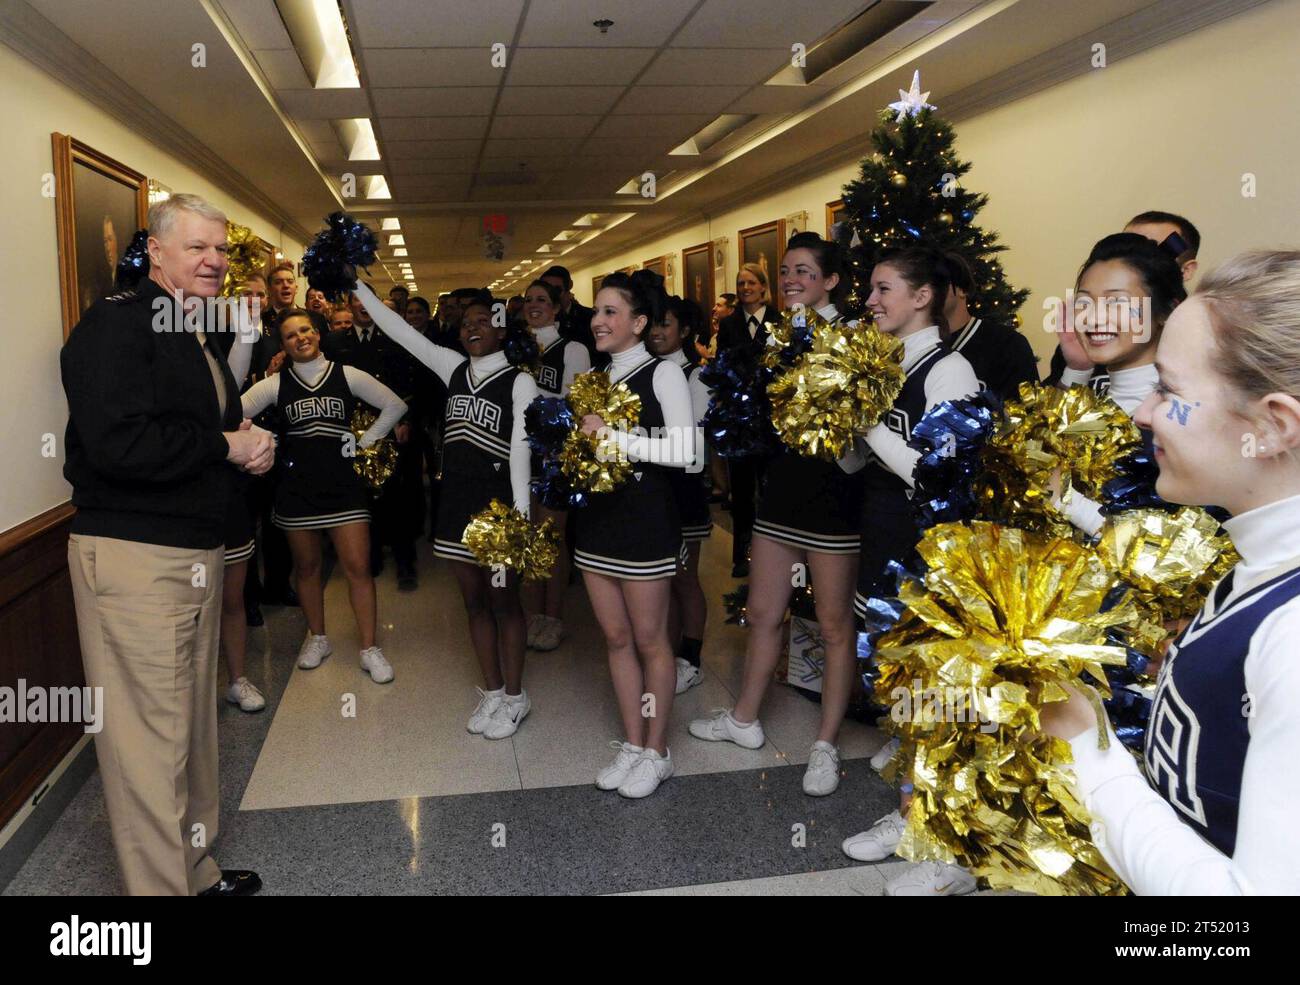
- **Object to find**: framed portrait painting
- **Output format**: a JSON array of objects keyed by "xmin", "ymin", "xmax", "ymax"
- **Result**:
[
  {"xmin": 738, "ymin": 219, "xmax": 785, "ymax": 288},
  {"xmin": 51, "ymin": 133, "xmax": 149, "ymax": 338},
  {"xmin": 826, "ymin": 199, "xmax": 847, "ymax": 238},
  {"xmin": 681, "ymin": 242, "xmax": 713, "ymax": 309}
]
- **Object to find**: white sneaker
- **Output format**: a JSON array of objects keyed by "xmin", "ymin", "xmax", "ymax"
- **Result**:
[
  {"xmin": 871, "ymin": 736, "xmax": 901, "ymax": 773},
  {"xmin": 596, "ymin": 740, "xmax": 644, "ymax": 790},
  {"xmin": 482, "ymin": 691, "xmax": 530, "ymax": 739},
  {"xmin": 360, "ymin": 646, "xmax": 394, "ymax": 684},
  {"xmin": 674, "ymin": 657, "xmax": 702, "ymax": 695},
  {"xmin": 525, "ymin": 614, "xmax": 545, "ymax": 649},
  {"xmin": 688, "ymin": 709, "xmax": 765, "ymax": 749},
  {"xmin": 802, "ymin": 740, "xmax": 841, "ymax": 796},
  {"xmin": 467, "ymin": 687, "xmax": 505, "ymax": 734},
  {"xmin": 618, "ymin": 748, "xmax": 674, "ymax": 799},
  {"xmin": 842, "ymin": 809, "xmax": 907, "ymax": 862},
  {"xmin": 297, "ymin": 633, "xmax": 331, "ymax": 669},
  {"xmin": 226, "ymin": 677, "xmax": 265, "ymax": 713},
  {"xmin": 533, "ymin": 616, "xmax": 563, "ymax": 652},
  {"xmin": 884, "ymin": 860, "xmax": 977, "ymax": 896}
]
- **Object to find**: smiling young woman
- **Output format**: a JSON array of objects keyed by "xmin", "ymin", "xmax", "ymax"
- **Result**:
[
  {"xmin": 239, "ymin": 308, "xmax": 406, "ymax": 685},
  {"xmin": 1044, "ymin": 251, "xmax": 1300, "ymax": 895}
]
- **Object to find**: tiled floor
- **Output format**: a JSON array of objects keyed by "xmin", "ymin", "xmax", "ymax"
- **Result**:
[{"xmin": 4, "ymin": 520, "xmax": 924, "ymax": 896}]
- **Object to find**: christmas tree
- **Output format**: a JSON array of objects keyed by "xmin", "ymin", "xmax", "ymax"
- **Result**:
[{"xmin": 837, "ymin": 72, "xmax": 1029, "ymax": 325}]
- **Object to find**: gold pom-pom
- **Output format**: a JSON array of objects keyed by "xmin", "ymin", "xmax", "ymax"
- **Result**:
[
  {"xmin": 349, "ymin": 406, "xmax": 398, "ymax": 490},
  {"xmin": 873, "ymin": 521, "xmax": 1134, "ymax": 896},
  {"xmin": 979, "ymin": 383, "xmax": 1143, "ymax": 531},
  {"xmin": 463, "ymin": 500, "xmax": 559, "ymax": 581},
  {"xmin": 222, "ymin": 222, "xmax": 265, "ymax": 298},
  {"xmin": 561, "ymin": 371, "xmax": 642, "ymax": 492},
  {"xmin": 1097, "ymin": 507, "xmax": 1238, "ymax": 643},
  {"xmin": 764, "ymin": 310, "xmax": 905, "ymax": 460}
]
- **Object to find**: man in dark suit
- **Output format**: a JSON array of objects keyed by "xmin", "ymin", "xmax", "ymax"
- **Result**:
[{"xmin": 541, "ymin": 265, "xmax": 596, "ymax": 359}]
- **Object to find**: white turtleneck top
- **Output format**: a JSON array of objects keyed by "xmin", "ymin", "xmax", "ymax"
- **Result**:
[
  {"xmin": 240, "ymin": 354, "xmax": 406, "ymax": 448},
  {"xmin": 601, "ymin": 342, "xmax": 696, "ymax": 468},
  {"xmin": 1067, "ymin": 492, "xmax": 1300, "ymax": 894},
  {"xmin": 859, "ymin": 324, "xmax": 979, "ymax": 485},
  {"xmin": 533, "ymin": 323, "xmax": 591, "ymax": 396},
  {"xmin": 1056, "ymin": 363, "xmax": 1160, "ymax": 535},
  {"xmin": 354, "ymin": 282, "xmax": 539, "ymax": 514}
]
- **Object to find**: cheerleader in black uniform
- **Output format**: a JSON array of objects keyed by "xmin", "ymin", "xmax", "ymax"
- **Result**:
[
  {"xmin": 352, "ymin": 282, "xmax": 541, "ymax": 740},
  {"xmin": 520, "ymin": 278, "xmax": 591, "ymax": 652},
  {"xmin": 1044, "ymin": 250, "xmax": 1300, "ymax": 894},
  {"xmin": 240, "ymin": 308, "xmax": 406, "ymax": 684},
  {"xmin": 689, "ymin": 233, "xmax": 866, "ymax": 797},
  {"xmin": 575, "ymin": 270, "xmax": 697, "ymax": 799},
  {"xmin": 646, "ymin": 295, "xmax": 712, "ymax": 695}
]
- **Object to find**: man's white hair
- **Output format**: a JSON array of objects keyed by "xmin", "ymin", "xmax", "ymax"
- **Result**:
[{"xmin": 148, "ymin": 193, "xmax": 227, "ymax": 239}]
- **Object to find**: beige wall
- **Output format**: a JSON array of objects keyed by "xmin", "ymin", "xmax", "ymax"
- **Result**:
[
  {"xmin": 572, "ymin": 0, "xmax": 1299, "ymax": 365},
  {"xmin": 0, "ymin": 42, "xmax": 305, "ymax": 533}
]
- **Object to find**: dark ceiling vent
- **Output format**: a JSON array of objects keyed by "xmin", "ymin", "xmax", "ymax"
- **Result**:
[{"xmin": 797, "ymin": 1, "xmax": 935, "ymax": 84}]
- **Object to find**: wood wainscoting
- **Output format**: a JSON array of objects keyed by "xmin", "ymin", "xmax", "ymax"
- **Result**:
[{"xmin": 0, "ymin": 504, "xmax": 82, "ymax": 830}]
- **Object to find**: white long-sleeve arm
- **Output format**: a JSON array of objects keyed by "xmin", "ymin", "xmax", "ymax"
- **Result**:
[
  {"xmin": 240, "ymin": 375, "xmax": 278, "ymax": 418},
  {"xmin": 611, "ymin": 362, "xmax": 697, "ymax": 469},
  {"xmin": 511, "ymin": 373, "xmax": 539, "ymax": 517},
  {"xmin": 1067, "ymin": 599, "xmax": 1300, "ymax": 895},
  {"xmin": 563, "ymin": 342, "xmax": 592, "ymax": 396},
  {"xmin": 342, "ymin": 366, "xmax": 406, "ymax": 448},
  {"xmin": 863, "ymin": 352, "xmax": 979, "ymax": 487},
  {"xmin": 353, "ymin": 280, "xmax": 464, "ymax": 385}
]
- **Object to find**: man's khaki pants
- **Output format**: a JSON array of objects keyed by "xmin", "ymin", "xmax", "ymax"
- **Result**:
[{"xmin": 68, "ymin": 534, "xmax": 224, "ymax": 895}]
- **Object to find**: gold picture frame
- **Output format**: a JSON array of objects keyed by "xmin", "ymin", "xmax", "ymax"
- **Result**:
[
  {"xmin": 51, "ymin": 133, "xmax": 149, "ymax": 339},
  {"xmin": 738, "ymin": 219, "xmax": 786, "ymax": 288},
  {"xmin": 681, "ymin": 242, "xmax": 714, "ymax": 309}
]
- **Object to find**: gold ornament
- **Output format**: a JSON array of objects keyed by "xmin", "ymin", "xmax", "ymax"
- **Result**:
[
  {"xmin": 761, "ymin": 310, "xmax": 904, "ymax": 460},
  {"xmin": 873, "ymin": 521, "xmax": 1135, "ymax": 895},
  {"xmin": 938, "ymin": 212, "xmax": 954, "ymax": 226},
  {"xmin": 463, "ymin": 499, "xmax": 560, "ymax": 581},
  {"xmin": 349, "ymin": 406, "xmax": 398, "ymax": 490},
  {"xmin": 890, "ymin": 171, "xmax": 908, "ymax": 187}
]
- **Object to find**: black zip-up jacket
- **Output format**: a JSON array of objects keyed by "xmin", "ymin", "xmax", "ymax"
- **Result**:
[{"xmin": 61, "ymin": 277, "xmax": 243, "ymax": 549}]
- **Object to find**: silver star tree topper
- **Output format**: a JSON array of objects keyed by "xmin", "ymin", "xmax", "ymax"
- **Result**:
[{"xmin": 888, "ymin": 70, "xmax": 937, "ymax": 122}]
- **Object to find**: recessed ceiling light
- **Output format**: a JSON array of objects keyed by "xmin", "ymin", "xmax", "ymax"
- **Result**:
[
  {"xmin": 394, "ymin": 248, "xmax": 408, "ymax": 257},
  {"xmin": 381, "ymin": 218, "xmax": 401, "ymax": 230},
  {"xmin": 363, "ymin": 175, "xmax": 391, "ymax": 199},
  {"xmin": 333, "ymin": 118, "xmax": 380, "ymax": 161},
  {"xmin": 389, "ymin": 234, "xmax": 405, "ymax": 246},
  {"xmin": 276, "ymin": 0, "xmax": 360, "ymax": 89}
]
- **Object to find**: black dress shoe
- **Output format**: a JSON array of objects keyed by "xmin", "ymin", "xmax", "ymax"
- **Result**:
[
  {"xmin": 245, "ymin": 607, "xmax": 264, "ymax": 628},
  {"xmin": 198, "ymin": 869, "xmax": 262, "ymax": 896},
  {"xmin": 731, "ymin": 561, "xmax": 749, "ymax": 578}
]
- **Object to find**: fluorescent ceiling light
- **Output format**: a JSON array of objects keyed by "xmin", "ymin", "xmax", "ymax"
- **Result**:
[
  {"xmin": 394, "ymin": 248, "xmax": 408, "ymax": 257},
  {"xmin": 275, "ymin": 0, "xmax": 360, "ymax": 89},
  {"xmin": 389, "ymin": 234, "xmax": 406, "ymax": 246},
  {"xmin": 363, "ymin": 175, "xmax": 391, "ymax": 200},
  {"xmin": 332, "ymin": 118, "xmax": 380, "ymax": 161},
  {"xmin": 615, "ymin": 178, "xmax": 641, "ymax": 195},
  {"xmin": 381, "ymin": 218, "xmax": 401, "ymax": 230}
]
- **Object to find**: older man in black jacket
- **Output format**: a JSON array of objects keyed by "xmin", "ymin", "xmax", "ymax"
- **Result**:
[{"xmin": 61, "ymin": 193, "xmax": 271, "ymax": 896}]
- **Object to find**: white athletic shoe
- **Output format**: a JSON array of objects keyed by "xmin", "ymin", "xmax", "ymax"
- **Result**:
[
  {"xmin": 525, "ymin": 614, "xmax": 545, "ymax": 649},
  {"xmin": 226, "ymin": 677, "xmax": 265, "ymax": 713},
  {"xmin": 842, "ymin": 809, "xmax": 907, "ymax": 862},
  {"xmin": 360, "ymin": 646, "xmax": 394, "ymax": 684},
  {"xmin": 618, "ymin": 748, "xmax": 674, "ymax": 799},
  {"xmin": 467, "ymin": 687, "xmax": 505, "ymax": 734},
  {"xmin": 802, "ymin": 740, "xmax": 841, "ymax": 796},
  {"xmin": 871, "ymin": 736, "xmax": 901, "ymax": 773},
  {"xmin": 884, "ymin": 860, "xmax": 977, "ymax": 896},
  {"xmin": 674, "ymin": 657, "xmax": 702, "ymax": 695},
  {"xmin": 533, "ymin": 616, "xmax": 563, "ymax": 652},
  {"xmin": 596, "ymin": 741, "xmax": 645, "ymax": 790},
  {"xmin": 688, "ymin": 709, "xmax": 766, "ymax": 749},
  {"xmin": 482, "ymin": 691, "xmax": 530, "ymax": 739},
  {"xmin": 297, "ymin": 633, "xmax": 331, "ymax": 669}
]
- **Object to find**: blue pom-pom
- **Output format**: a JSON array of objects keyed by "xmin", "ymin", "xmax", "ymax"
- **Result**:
[
  {"xmin": 699, "ymin": 346, "xmax": 779, "ymax": 458},
  {"xmin": 908, "ymin": 390, "xmax": 1002, "ymax": 529},
  {"xmin": 1101, "ymin": 444, "xmax": 1167, "ymax": 515},
  {"xmin": 114, "ymin": 229, "xmax": 150, "ymax": 291},
  {"xmin": 530, "ymin": 456, "xmax": 586, "ymax": 510},
  {"xmin": 504, "ymin": 326, "xmax": 539, "ymax": 368},
  {"xmin": 301, "ymin": 212, "xmax": 379, "ymax": 300},
  {"xmin": 524, "ymin": 395, "xmax": 573, "ymax": 457}
]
